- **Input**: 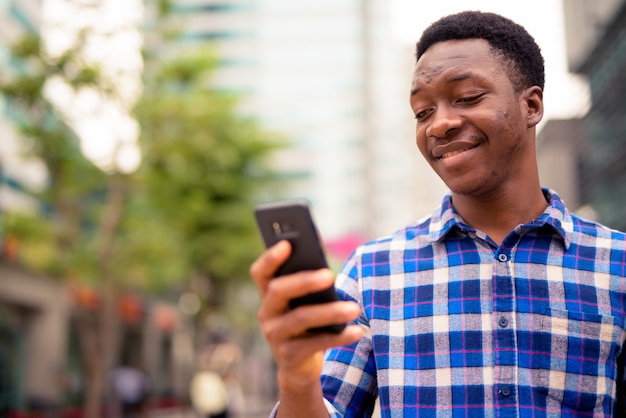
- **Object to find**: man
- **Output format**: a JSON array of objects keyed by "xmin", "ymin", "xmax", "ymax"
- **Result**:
[{"xmin": 250, "ymin": 11, "xmax": 626, "ymax": 417}]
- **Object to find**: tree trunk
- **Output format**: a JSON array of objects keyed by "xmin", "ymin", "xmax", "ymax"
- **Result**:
[
  {"xmin": 78, "ymin": 311, "xmax": 101, "ymax": 418},
  {"xmin": 81, "ymin": 174, "xmax": 127, "ymax": 418}
]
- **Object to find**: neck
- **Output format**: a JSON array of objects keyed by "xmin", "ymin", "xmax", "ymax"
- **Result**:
[{"xmin": 451, "ymin": 184, "xmax": 548, "ymax": 245}]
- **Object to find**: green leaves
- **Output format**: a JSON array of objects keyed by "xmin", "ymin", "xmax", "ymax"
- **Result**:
[
  {"xmin": 134, "ymin": 46, "xmax": 283, "ymax": 297},
  {"xmin": 1, "ymin": 9, "xmax": 284, "ymax": 315}
]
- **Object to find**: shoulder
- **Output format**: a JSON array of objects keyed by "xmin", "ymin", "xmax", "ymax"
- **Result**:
[
  {"xmin": 545, "ymin": 189, "xmax": 626, "ymax": 253},
  {"xmin": 566, "ymin": 213, "xmax": 626, "ymax": 275}
]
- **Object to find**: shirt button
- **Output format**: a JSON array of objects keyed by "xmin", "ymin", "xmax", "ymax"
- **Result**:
[
  {"xmin": 498, "ymin": 253, "xmax": 508, "ymax": 262},
  {"xmin": 499, "ymin": 386, "xmax": 511, "ymax": 397},
  {"xmin": 498, "ymin": 317, "xmax": 509, "ymax": 328}
]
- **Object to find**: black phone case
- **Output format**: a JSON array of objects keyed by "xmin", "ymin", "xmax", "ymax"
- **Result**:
[{"xmin": 255, "ymin": 199, "xmax": 346, "ymax": 333}]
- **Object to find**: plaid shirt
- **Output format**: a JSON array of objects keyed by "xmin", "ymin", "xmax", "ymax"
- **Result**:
[{"xmin": 315, "ymin": 189, "xmax": 626, "ymax": 418}]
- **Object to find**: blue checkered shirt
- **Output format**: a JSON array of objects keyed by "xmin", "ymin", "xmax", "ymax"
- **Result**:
[{"xmin": 313, "ymin": 189, "xmax": 626, "ymax": 418}]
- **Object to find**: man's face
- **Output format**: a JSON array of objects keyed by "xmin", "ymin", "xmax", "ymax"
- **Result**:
[{"xmin": 410, "ymin": 38, "xmax": 540, "ymax": 199}]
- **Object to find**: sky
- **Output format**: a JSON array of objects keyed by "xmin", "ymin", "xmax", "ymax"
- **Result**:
[
  {"xmin": 41, "ymin": 0, "xmax": 590, "ymax": 171},
  {"xmin": 42, "ymin": 0, "xmax": 144, "ymax": 173}
]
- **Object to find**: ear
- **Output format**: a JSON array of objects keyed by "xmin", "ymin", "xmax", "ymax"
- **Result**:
[{"xmin": 523, "ymin": 86, "xmax": 544, "ymax": 128}]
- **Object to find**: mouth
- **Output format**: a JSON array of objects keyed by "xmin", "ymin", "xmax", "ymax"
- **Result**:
[
  {"xmin": 433, "ymin": 141, "xmax": 480, "ymax": 160},
  {"xmin": 440, "ymin": 144, "xmax": 478, "ymax": 159}
]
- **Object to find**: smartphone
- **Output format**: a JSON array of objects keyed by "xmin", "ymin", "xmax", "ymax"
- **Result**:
[{"xmin": 254, "ymin": 199, "xmax": 346, "ymax": 334}]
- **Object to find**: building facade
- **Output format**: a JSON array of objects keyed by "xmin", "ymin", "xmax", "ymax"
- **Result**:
[
  {"xmin": 0, "ymin": 0, "xmax": 45, "ymax": 412},
  {"xmin": 0, "ymin": 263, "xmax": 70, "ymax": 410},
  {"xmin": 0, "ymin": 0, "xmax": 47, "ymax": 225},
  {"xmin": 0, "ymin": 260, "xmax": 194, "ymax": 412},
  {"xmin": 538, "ymin": 0, "xmax": 626, "ymax": 230}
]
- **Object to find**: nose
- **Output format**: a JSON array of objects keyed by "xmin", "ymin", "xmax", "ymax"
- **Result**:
[{"xmin": 425, "ymin": 105, "xmax": 463, "ymax": 139}]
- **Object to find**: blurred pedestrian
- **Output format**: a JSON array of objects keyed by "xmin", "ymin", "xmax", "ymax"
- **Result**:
[
  {"xmin": 207, "ymin": 339, "xmax": 245, "ymax": 417},
  {"xmin": 189, "ymin": 331, "xmax": 246, "ymax": 418},
  {"xmin": 189, "ymin": 365, "xmax": 229, "ymax": 418},
  {"xmin": 110, "ymin": 364, "xmax": 150, "ymax": 418}
]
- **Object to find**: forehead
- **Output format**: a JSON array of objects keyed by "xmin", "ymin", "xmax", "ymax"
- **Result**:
[{"xmin": 412, "ymin": 39, "xmax": 505, "ymax": 87}]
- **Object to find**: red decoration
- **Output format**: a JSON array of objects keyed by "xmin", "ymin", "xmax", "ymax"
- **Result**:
[
  {"xmin": 73, "ymin": 286, "xmax": 101, "ymax": 311},
  {"xmin": 118, "ymin": 293, "xmax": 144, "ymax": 325},
  {"xmin": 2, "ymin": 234, "xmax": 19, "ymax": 262},
  {"xmin": 154, "ymin": 306, "xmax": 177, "ymax": 331}
]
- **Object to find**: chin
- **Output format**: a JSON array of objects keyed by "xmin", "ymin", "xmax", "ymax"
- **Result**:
[{"xmin": 444, "ymin": 178, "xmax": 495, "ymax": 199}]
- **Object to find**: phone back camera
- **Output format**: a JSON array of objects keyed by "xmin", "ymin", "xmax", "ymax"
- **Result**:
[{"xmin": 272, "ymin": 220, "xmax": 296, "ymax": 238}]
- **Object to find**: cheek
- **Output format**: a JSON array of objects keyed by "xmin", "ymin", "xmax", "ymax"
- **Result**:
[
  {"xmin": 499, "ymin": 107, "xmax": 523, "ymax": 136},
  {"xmin": 415, "ymin": 126, "xmax": 429, "ymax": 157},
  {"xmin": 495, "ymin": 110, "xmax": 525, "ymax": 156}
]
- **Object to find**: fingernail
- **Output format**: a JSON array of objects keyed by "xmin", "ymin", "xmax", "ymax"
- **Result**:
[
  {"xmin": 317, "ymin": 269, "xmax": 334, "ymax": 282},
  {"xmin": 347, "ymin": 303, "xmax": 361, "ymax": 316},
  {"xmin": 272, "ymin": 240, "xmax": 288, "ymax": 253}
]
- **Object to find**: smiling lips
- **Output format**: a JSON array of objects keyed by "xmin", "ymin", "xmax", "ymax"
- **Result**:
[{"xmin": 432, "ymin": 140, "xmax": 480, "ymax": 159}]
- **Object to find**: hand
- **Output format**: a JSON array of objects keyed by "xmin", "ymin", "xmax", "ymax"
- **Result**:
[{"xmin": 249, "ymin": 240, "xmax": 363, "ymax": 393}]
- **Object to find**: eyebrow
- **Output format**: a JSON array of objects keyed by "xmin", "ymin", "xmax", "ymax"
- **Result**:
[{"xmin": 410, "ymin": 72, "xmax": 482, "ymax": 96}]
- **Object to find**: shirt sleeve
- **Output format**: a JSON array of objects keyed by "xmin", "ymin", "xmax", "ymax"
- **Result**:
[{"xmin": 319, "ymin": 251, "xmax": 378, "ymax": 417}]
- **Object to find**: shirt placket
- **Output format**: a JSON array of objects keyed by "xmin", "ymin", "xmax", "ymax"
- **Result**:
[{"xmin": 492, "ymin": 247, "xmax": 519, "ymax": 418}]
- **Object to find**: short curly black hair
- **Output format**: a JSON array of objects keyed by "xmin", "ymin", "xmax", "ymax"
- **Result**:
[{"xmin": 415, "ymin": 11, "xmax": 545, "ymax": 91}]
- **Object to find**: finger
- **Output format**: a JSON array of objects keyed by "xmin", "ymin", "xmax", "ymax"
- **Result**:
[
  {"xmin": 260, "ymin": 268, "xmax": 335, "ymax": 319},
  {"xmin": 277, "ymin": 324, "xmax": 364, "ymax": 367},
  {"xmin": 290, "ymin": 301, "xmax": 361, "ymax": 335},
  {"xmin": 249, "ymin": 240, "xmax": 292, "ymax": 296},
  {"xmin": 262, "ymin": 301, "xmax": 361, "ymax": 343}
]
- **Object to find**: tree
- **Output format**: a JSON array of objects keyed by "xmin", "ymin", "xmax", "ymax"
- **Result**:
[
  {"xmin": 0, "ymin": 30, "xmax": 127, "ymax": 417},
  {"xmin": 134, "ymin": 49, "xmax": 284, "ymax": 342},
  {"xmin": 136, "ymin": 0, "xmax": 285, "ymax": 338},
  {"xmin": 1, "ymin": 3, "xmax": 283, "ymax": 417}
]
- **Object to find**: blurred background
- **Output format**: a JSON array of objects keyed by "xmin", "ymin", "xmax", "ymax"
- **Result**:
[{"xmin": 0, "ymin": 0, "xmax": 624, "ymax": 417}]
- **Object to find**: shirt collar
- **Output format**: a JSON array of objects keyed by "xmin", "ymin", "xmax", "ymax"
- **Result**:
[{"xmin": 428, "ymin": 188, "xmax": 574, "ymax": 249}]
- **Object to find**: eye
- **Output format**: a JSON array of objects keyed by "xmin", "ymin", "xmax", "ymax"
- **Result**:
[
  {"xmin": 414, "ymin": 109, "xmax": 431, "ymax": 121},
  {"xmin": 457, "ymin": 93, "xmax": 484, "ymax": 104}
]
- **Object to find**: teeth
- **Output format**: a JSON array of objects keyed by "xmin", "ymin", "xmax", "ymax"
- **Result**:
[{"xmin": 442, "ymin": 148, "xmax": 470, "ymax": 158}]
